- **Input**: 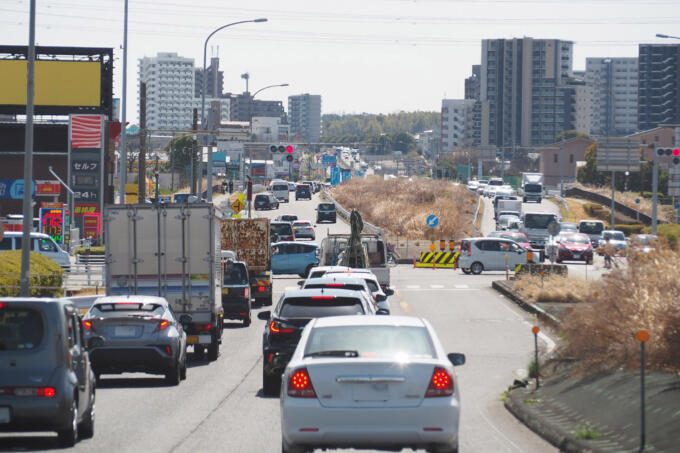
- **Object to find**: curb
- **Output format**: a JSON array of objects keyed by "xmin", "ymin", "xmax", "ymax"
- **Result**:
[
  {"xmin": 491, "ymin": 280, "xmax": 562, "ymax": 327},
  {"xmin": 504, "ymin": 390, "xmax": 608, "ymax": 453}
]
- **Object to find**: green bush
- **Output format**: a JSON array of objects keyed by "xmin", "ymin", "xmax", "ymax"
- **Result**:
[
  {"xmin": 0, "ymin": 251, "xmax": 64, "ymax": 297},
  {"xmin": 614, "ymin": 224, "xmax": 645, "ymax": 236},
  {"xmin": 643, "ymin": 224, "xmax": 680, "ymax": 250},
  {"xmin": 583, "ymin": 203, "xmax": 607, "ymax": 220},
  {"xmin": 74, "ymin": 246, "xmax": 106, "ymax": 255}
]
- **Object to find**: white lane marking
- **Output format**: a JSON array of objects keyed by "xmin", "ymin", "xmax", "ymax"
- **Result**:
[
  {"xmin": 406, "ymin": 285, "xmax": 420, "ymax": 289},
  {"xmin": 398, "ymin": 288, "xmax": 480, "ymax": 291},
  {"xmin": 522, "ymin": 321, "xmax": 557, "ymax": 353},
  {"xmin": 454, "ymin": 284, "xmax": 469, "ymax": 289},
  {"xmin": 430, "ymin": 284, "xmax": 444, "ymax": 289}
]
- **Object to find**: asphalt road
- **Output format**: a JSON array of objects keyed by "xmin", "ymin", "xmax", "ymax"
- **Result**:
[{"xmin": 1, "ymin": 189, "xmax": 556, "ymax": 453}]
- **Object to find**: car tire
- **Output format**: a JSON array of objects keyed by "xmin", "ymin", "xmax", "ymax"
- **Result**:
[
  {"xmin": 57, "ymin": 399, "xmax": 78, "ymax": 447},
  {"xmin": 282, "ymin": 439, "xmax": 308, "ymax": 453},
  {"xmin": 263, "ymin": 364, "xmax": 280, "ymax": 396},
  {"xmin": 78, "ymin": 393, "xmax": 95, "ymax": 439},
  {"xmin": 180, "ymin": 355, "xmax": 187, "ymax": 380},
  {"xmin": 194, "ymin": 345, "xmax": 205, "ymax": 360},
  {"xmin": 302, "ymin": 265, "xmax": 314, "ymax": 278},
  {"xmin": 461, "ymin": 268, "xmax": 472, "ymax": 275},
  {"xmin": 537, "ymin": 198, "xmax": 542, "ymax": 203},
  {"xmin": 243, "ymin": 312, "xmax": 251, "ymax": 327},
  {"xmin": 523, "ymin": 197, "xmax": 527, "ymax": 203},
  {"xmin": 207, "ymin": 337, "xmax": 220, "ymax": 361},
  {"xmin": 429, "ymin": 441, "xmax": 458, "ymax": 453},
  {"xmin": 470, "ymin": 262, "xmax": 484, "ymax": 275},
  {"xmin": 556, "ymin": 259, "xmax": 562, "ymax": 263},
  {"xmin": 165, "ymin": 362, "xmax": 181, "ymax": 386}
]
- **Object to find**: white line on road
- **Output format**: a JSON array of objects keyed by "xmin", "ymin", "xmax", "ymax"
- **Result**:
[
  {"xmin": 454, "ymin": 284, "xmax": 469, "ymax": 289},
  {"xmin": 398, "ymin": 288, "xmax": 480, "ymax": 291},
  {"xmin": 430, "ymin": 284, "xmax": 445, "ymax": 289}
]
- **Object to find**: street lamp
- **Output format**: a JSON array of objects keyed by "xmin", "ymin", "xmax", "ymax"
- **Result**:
[
  {"xmin": 656, "ymin": 33, "xmax": 680, "ymax": 40},
  {"xmin": 201, "ymin": 18, "xmax": 267, "ymax": 202}
]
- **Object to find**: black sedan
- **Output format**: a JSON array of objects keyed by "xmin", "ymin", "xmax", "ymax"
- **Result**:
[
  {"xmin": 83, "ymin": 295, "xmax": 188, "ymax": 385},
  {"xmin": 254, "ymin": 192, "xmax": 280, "ymax": 210}
]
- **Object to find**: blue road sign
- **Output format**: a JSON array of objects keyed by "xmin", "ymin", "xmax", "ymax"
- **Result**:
[
  {"xmin": 426, "ymin": 214, "xmax": 439, "ymax": 228},
  {"xmin": 675, "ymin": 203, "xmax": 680, "ymax": 210},
  {"xmin": 635, "ymin": 198, "xmax": 640, "ymax": 204}
]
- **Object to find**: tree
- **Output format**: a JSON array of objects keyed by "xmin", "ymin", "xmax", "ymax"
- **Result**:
[
  {"xmin": 577, "ymin": 143, "xmax": 607, "ymax": 186},
  {"xmin": 556, "ymin": 130, "xmax": 591, "ymax": 142},
  {"xmin": 165, "ymin": 134, "xmax": 195, "ymax": 186}
]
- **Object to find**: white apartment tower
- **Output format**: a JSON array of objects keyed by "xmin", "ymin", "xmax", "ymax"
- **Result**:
[
  {"xmin": 441, "ymin": 99, "xmax": 476, "ymax": 151},
  {"xmin": 288, "ymin": 94, "xmax": 322, "ymax": 142},
  {"xmin": 585, "ymin": 57, "xmax": 638, "ymax": 137},
  {"xmin": 138, "ymin": 52, "xmax": 195, "ymax": 131}
]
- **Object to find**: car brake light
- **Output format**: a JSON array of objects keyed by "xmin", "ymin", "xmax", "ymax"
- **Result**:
[
  {"xmin": 425, "ymin": 367, "xmax": 454, "ymax": 397},
  {"xmin": 287, "ymin": 368, "xmax": 316, "ymax": 398},
  {"xmin": 9, "ymin": 387, "xmax": 56, "ymax": 397},
  {"xmin": 83, "ymin": 320, "xmax": 93, "ymax": 331},
  {"xmin": 258, "ymin": 286, "xmax": 265, "ymax": 293},
  {"xmin": 0, "ymin": 302, "xmax": 6, "ymax": 309},
  {"xmin": 158, "ymin": 320, "xmax": 170, "ymax": 330},
  {"xmin": 269, "ymin": 320, "xmax": 294, "ymax": 334},
  {"xmin": 311, "ymin": 296, "xmax": 334, "ymax": 300},
  {"xmin": 324, "ymin": 283, "xmax": 344, "ymax": 287},
  {"xmin": 244, "ymin": 288, "xmax": 249, "ymax": 297}
]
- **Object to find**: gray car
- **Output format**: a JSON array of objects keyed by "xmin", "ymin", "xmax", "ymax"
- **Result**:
[
  {"xmin": 0, "ymin": 298, "xmax": 96, "ymax": 446},
  {"xmin": 83, "ymin": 295, "xmax": 188, "ymax": 385}
]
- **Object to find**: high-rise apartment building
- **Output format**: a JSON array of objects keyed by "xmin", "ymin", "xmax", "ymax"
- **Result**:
[
  {"xmin": 288, "ymin": 94, "xmax": 322, "ymax": 143},
  {"xmin": 638, "ymin": 44, "xmax": 680, "ymax": 131},
  {"xmin": 138, "ymin": 52, "xmax": 195, "ymax": 131},
  {"xmin": 441, "ymin": 99, "xmax": 477, "ymax": 151},
  {"xmin": 464, "ymin": 65, "xmax": 482, "ymax": 146},
  {"xmin": 480, "ymin": 38, "xmax": 576, "ymax": 148},
  {"xmin": 585, "ymin": 57, "xmax": 638, "ymax": 137},
  {"xmin": 194, "ymin": 57, "xmax": 224, "ymax": 98}
]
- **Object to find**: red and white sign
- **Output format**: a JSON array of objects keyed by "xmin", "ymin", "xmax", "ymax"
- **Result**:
[
  {"xmin": 36, "ymin": 180, "xmax": 61, "ymax": 196},
  {"xmin": 70, "ymin": 115, "xmax": 103, "ymax": 149},
  {"xmin": 74, "ymin": 203, "xmax": 100, "ymax": 216},
  {"xmin": 83, "ymin": 213, "xmax": 101, "ymax": 239},
  {"xmin": 41, "ymin": 201, "xmax": 64, "ymax": 209}
]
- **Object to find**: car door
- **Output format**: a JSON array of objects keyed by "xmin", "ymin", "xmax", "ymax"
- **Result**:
[
  {"xmin": 66, "ymin": 309, "xmax": 89, "ymax": 415},
  {"xmin": 271, "ymin": 244, "xmax": 290, "ymax": 274},
  {"xmin": 287, "ymin": 243, "xmax": 306, "ymax": 274},
  {"xmin": 477, "ymin": 240, "xmax": 502, "ymax": 270},
  {"xmin": 506, "ymin": 241, "xmax": 526, "ymax": 267}
]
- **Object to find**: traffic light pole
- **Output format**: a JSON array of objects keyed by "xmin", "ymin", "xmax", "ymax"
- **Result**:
[{"xmin": 652, "ymin": 146, "xmax": 658, "ymax": 234}]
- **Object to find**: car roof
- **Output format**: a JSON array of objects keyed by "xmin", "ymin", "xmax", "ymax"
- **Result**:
[
  {"xmin": 282, "ymin": 288, "xmax": 367, "ymax": 299},
  {"xmin": 304, "ymin": 276, "xmax": 367, "ymax": 285},
  {"xmin": 272, "ymin": 241, "xmax": 318, "ymax": 247},
  {"xmin": 310, "ymin": 265, "xmax": 351, "ymax": 272},
  {"xmin": 92, "ymin": 295, "xmax": 169, "ymax": 305},
  {"xmin": 327, "ymin": 271, "xmax": 378, "ymax": 281},
  {"xmin": 0, "ymin": 297, "xmax": 71, "ymax": 305},
  {"xmin": 313, "ymin": 315, "xmax": 426, "ymax": 328}
]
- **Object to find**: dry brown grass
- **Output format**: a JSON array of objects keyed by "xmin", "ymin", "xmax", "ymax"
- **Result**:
[
  {"xmin": 555, "ymin": 243, "xmax": 680, "ymax": 374},
  {"xmin": 562, "ymin": 199, "xmax": 590, "ymax": 223},
  {"xmin": 330, "ymin": 176, "xmax": 477, "ymax": 239},
  {"xmin": 576, "ymin": 183, "xmax": 674, "ymax": 222},
  {"xmin": 513, "ymin": 275, "xmax": 595, "ymax": 303}
]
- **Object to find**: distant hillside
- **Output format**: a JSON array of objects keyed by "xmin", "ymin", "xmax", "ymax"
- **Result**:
[{"xmin": 321, "ymin": 111, "xmax": 438, "ymax": 142}]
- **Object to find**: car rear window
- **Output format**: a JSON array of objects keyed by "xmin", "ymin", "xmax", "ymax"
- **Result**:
[
  {"xmin": 364, "ymin": 280, "xmax": 379, "ymax": 291},
  {"xmin": 272, "ymin": 184, "xmax": 288, "ymax": 191},
  {"xmin": 90, "ymin": 303, "xmax": 164, "ymax": 318},
  {"xmin": 271, "ymin": 223, "xmax": 293, "ymax": 235},
  {"xmin": 279, "ymin": 297, "xmax": 365, "ymax": 318},
  {"xmin": 580, "ymin": 221, "xmax": 604, "ymax": 234},
  {"xmin": 318, "ymin": 203, "xmax": 335, "ymax": 211},
  {"xmin": 305, "ymin": 283, "xmax": 364, "ymax": 292},
  {"xmin": 0, "ymin": 307, "xmax": 44, "ymax": 350},
  {"xmin": 224, "ymin": 263, "xmax": 248, "ymax": 285},
  {"xmin": 304, "ymin": 326, "xmax": 435, "ymax": 359}
]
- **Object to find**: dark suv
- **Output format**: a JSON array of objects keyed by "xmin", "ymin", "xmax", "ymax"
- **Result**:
[
  {"xmin": 222, "ymin": 260, "xmax": 252, "ymax": 326},
  {"xmin": 295, "ymin": 184, "xmax": 312, "ymax": 200},
  {"xmin": 316, "ymin": 202, "xmax": 337, "ymax": 223},
  {"xmin": 258, "ymin": 288, "xmax": 376, "ymax": 395},
  {"xmin": 0, "ymin": 298, "xmax": 96, "ymax": 446},
  {"xmin": 254, "ymin": 192, "xmax": 279, "ymax": 210}
]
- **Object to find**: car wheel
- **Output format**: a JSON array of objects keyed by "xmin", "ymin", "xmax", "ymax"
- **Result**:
[
  {"xmin": 470, "ymin": 262, "xmax": 483, "ymax": 275},
  {"xmin": 78, "ymin": 392, "xmax": 95, "ymax": 439},
  {"xmin": 302, "ymin": 265, "xmax": 314, "ymax": 278},
  {"xmin": 194, "ymin": 345, "xmax": 205, "ymax": 360},
  {"xmin": 165, "ymin": 361, "xmax": 181, "ymax": 386},
  {"xmin": 207, "ymin": 337, "xmax": 220, "ymax": 361},
  {"xmin": 180, "ymin": 355, "xmax": 187, "ymax": 380},
  {"xmin": 57, "ymin": 399, "xmax": 78, "ymax": 447},
  {"xmin": 461, "ymin": 268, "xmax": 472, "ymax": 275},
  {"xmin": 556, "ymin": 259, "xmax": 562, "ymax": 263},
  {"xmin": 523, "ymin": 197, "xmax": 527, "ymax": 203},
  {"xmin": 282, "ymin": 439, "xmax": 308, "ymax": 453},
  {"xmin": 262, "ymin": 363, "xmax": 280, "ymax": 396}
]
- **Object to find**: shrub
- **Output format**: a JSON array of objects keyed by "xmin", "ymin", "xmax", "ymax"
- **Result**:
[
  {"xmin": 614, "ymin": 224, "xmax": 644, "ymax": 236},
  {"xmin": 513, "ymin": 274, "xmax": 594, "ymax": 303},
  {"xmin": 583, "ymin": 203, "xmax": 606, "ymax": 220},
  {"xmin": 0, "ymin": 251, "xmax": 64, "ymax": 297},
  {"xmin": 642, "ymin": 223, "xmax": 680, "ymax": 250},
  {"xmin": 74, "ymin": 245, "xmax": 106, "ymax": 255}
]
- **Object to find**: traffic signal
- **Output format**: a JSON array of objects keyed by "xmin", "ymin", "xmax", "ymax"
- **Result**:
[
  {"xmin": 286, "ymin": 145, "xmax": 294, "ymax": 153},
  {"xmin": 269, "ymin": 145, "xmax": 286, "ymax": 153},
  {"xmin": 286, "ymin": 154, "xmax": 294, "ymax": 162},
  {"xmin": 657, "ymin": 147, "xmax": 680, "ymax": 165},
  {"xmin": 674, "ymin": 148, "xmax": 680, "ymax": 165}
]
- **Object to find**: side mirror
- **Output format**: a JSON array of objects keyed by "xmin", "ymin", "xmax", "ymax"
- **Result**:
[
  {"xmin": 385, "ymin": 288, "xmax": 394, "ymax": 296},
  {"xmin": 257, "ymin": 311, "xmax": 271, "ymax": 320},
  {"xmin": 297, "ymin": 280, "xmax": 305, "ymax": 287},
  {"xmin": 376, "ymin": 308, "xmax": 390, "ymax": 315},
  {"xmin": 447, "ymin": 352, "xmax": 466, "ymax": 366},
  {"xmin": 376, "ymin": 294, "xmax": 387, "ymax": 302}
]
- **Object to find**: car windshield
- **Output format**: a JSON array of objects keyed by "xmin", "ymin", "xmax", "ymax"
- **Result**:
[
  {"xmin": 488, "ymin": 180, "xmax": 503, "ymax": 186},
  {"xmin": 0, "ymin": 307, "xmax": 44, "ymax": 350},
  {"xmin": 90, "ymin": 302, "xmax": 165, "ymax": 318},
  {"xmin": 224, "ymin": 263, "xmax": 248, "ymax": 285},
  {"xmin": 272, "ymin": 184, "xmax": 288, "ymax": 191},
  {"xmin": 255, "ymin": 195, "xmax": 268, "ymax": 202},
  {"xmin": 560, "ymin": 223, "xmax": 578, "ymax": 232},
  {"xmin": 318, "ymin": 203, "xmax": 334, "ymax": 210},
  {"xmin": 580, "ymin": 222, "xmax": 604, "ymax": 234},
  {"xmin": 304, "ymin": 326, "xmax": 435, "ymax": 360},
  {"xmin": 271, "ymin": 223, "xmax": 293, "ymax": 235},
  {"xmin": 524, "ymin": 214, "xmax": 557, "ymax": 229},
  {"xmin": 524, "ymin": 184, "xmax": 542, "ymax": 193},
  {"xmin": 561, "ymin": 234, "xmax": 590, "ymax": 244},
  {"xmin": 279, "ymin": 298, "xmax": 365, "ymax": 318},
  {"xmin": 604, "ymin": 232, "xmax": 626, "ymax": 241}
]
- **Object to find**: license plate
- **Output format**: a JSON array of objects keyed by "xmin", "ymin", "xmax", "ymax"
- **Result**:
[
  {"xmin": 187, "ymin": 335, "xmax": 211, "ymax": 345},
  {"xmin": 352, "ymin": 383, "xmax": 389, "ymax": 402},
  {"xmin": 187, "ymin": 335, "xmax": 199, "ymax": 344},
  {"xmin": 0, "ymin": 407, "xmax": 10, "ymax": 424},
  {"xmin": 114, "ymin": 326, "xmax": 137, "ymax": 337},
  {"xmin": 573, "ymin": 253, "xmax": 581, "ymax": 259}
]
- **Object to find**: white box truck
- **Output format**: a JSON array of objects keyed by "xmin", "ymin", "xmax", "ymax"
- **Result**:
[
  {"xmin": 521, "ymin": 173, "xmax": 544, "ymax": 203},
  {"xmin": 104, "ymin": 203, "xmax": 224, "ymax": 361}
]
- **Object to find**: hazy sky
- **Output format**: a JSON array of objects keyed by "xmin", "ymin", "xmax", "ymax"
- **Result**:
[{"xmin": 4, "ymin": 0, "xmax": 680, "ymax": 124}]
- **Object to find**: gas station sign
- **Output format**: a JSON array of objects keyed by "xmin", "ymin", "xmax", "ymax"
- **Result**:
[{"xmin": 39, "ymin": 208, "xmax": 64, "ymax": 245}]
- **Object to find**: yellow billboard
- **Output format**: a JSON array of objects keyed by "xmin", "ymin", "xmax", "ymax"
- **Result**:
[{"xmin": 0, "ymin": 60, "xmax": 101, "ymax": 107}]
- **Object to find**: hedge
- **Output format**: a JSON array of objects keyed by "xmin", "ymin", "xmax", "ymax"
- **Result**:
[
  {"xmin": 0, "ymin": 251, "xmax": 64, "ymax": 297},
  {"xmin": 614, "ymin": 224, "xmax": 645, "ymax": 236},
  {"xmin": 583, "ymin": 203, "xmax": 607, "ymax": 221},
  {"xmin": 74, "ymin": 246, "xmax": 106, "ymax": 255},
  {"xmin": 643, "ymin": 224, "xmax": 680, "ymax": 250}
]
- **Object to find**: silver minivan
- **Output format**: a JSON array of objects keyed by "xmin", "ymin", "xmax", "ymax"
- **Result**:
[
  {"xmin": 268, "ymin": 180, "xmax": 290, "ymax": 203},
  {"xmin": 458, "ymin": 237, "xmax": 528, "ymax": 274},
  {"xmin": 0, "ymin": 232, "xmax": 71, "ymax": 267}
]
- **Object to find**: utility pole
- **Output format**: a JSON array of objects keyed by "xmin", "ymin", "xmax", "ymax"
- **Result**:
[
  {"xmin": 559, "ymin": 139, "xmax": 565, "ymax": 197},
  {"xmin": 137, "ymin": 83, "xmax": 147, "ymax": 203},
  {"xmin": 652, "ymin": 145, "xmax": 659, "ymax": 233},
  {"xmin": 192, "ymin": 109, "xmax": 198, "ymax": 195}
]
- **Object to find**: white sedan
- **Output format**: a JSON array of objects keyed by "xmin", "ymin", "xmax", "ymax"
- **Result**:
[{"xmin": 280, "ymin": 315, "xmax": 465, "ymax": 453}]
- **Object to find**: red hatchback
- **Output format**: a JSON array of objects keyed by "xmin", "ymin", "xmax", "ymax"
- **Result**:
[
  {"xmin": 556, "ymin": 233, "xmax": 593, "ymax": 263},
  {"xmin": 498, "ymin": 232, "xmax": 531, "ymax": 250}
]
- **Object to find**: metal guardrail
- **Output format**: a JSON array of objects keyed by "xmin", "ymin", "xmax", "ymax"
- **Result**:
[{"xmin": 320, "ymin": 188, "xmax": 383, "ymax": 236}]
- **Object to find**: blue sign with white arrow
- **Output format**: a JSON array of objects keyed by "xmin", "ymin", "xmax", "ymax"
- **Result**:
[{"xmin": 426, "ymin": 214, "xmax": 439, "ymax": 228}]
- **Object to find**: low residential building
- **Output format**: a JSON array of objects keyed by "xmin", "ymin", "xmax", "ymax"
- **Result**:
[
  {"xmin": 538, "ymin": 136, "xmax": 595, "ymax": 187},
  {"xmin": 251, "ymin": 116, "xmax": 290, "ymax": 142}
]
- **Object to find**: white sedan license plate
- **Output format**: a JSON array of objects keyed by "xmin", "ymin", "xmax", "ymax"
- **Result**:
[
  {"xmin": 114, "ymin": 326, "xmax": 137, "ymax": 337},
  {"xmin": 573, "ymin": 253, "xmax": 581, "ymax": 259},
  {"xmin": 0, "ymin": 407, "xmax": 10, "ymax": 424}
]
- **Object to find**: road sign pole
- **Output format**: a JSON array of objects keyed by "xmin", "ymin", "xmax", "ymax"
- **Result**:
[{"xmin": 532, "ymin": 326, "xmax": 540, "ymax": 389}]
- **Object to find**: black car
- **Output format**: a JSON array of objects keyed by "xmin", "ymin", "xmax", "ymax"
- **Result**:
[
  {"xmin": 0, "ymin": 298, "xmax": 96, "ymax": 446},
  {"xmin": 254, "ymin": 192, "xmax": 279, "ymax": 210},
  {"xmin": 315, "ymin": 202, "xmax": 336, "ymax": 223},
  {"xmin": 258, "ymin": 288, "xmax": 376, "ymax": 395},
  {"xmin": 295, "ymin": 184, "xmax": 312, "ymax": 200},
  {"xmin": 222, "ymin": 260, "xmax": 251, "ymax": 326}
]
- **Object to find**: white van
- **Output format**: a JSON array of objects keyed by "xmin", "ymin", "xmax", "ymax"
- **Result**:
[
  {"xmin": 268, "ymin": 180, "xmax": 290, "ymax": 203},
  {"xmin": 0, "ymin": 232, "xmax": 71, "ymax": 267},
  {"xmin": 458, "ymin": 237, "xmax": 528, "ymax": 275}
]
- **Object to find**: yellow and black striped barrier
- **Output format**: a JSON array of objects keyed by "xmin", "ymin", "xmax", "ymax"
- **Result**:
[{"xmin": 414, "ymin": 251, "xmax": 460, "ymax": 269}]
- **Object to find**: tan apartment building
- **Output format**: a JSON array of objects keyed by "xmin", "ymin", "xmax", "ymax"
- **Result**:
[{"xmin": 539, "ymin": 136, "xmax": 595, "ymax": 187}]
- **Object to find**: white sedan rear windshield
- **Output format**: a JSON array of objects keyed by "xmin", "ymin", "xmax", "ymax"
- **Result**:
[{"xmin": 304, "ymin": 325, "xmax": 435, "ymax": 359}]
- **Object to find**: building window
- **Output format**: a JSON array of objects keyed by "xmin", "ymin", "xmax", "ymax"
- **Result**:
[
  {"xmin": 570, "ymin": 154, "xmax": 574, "ymax": 164},
  {"xmin": 554, "ymin": 154, "xmax": 558, "ymax": 163}
]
